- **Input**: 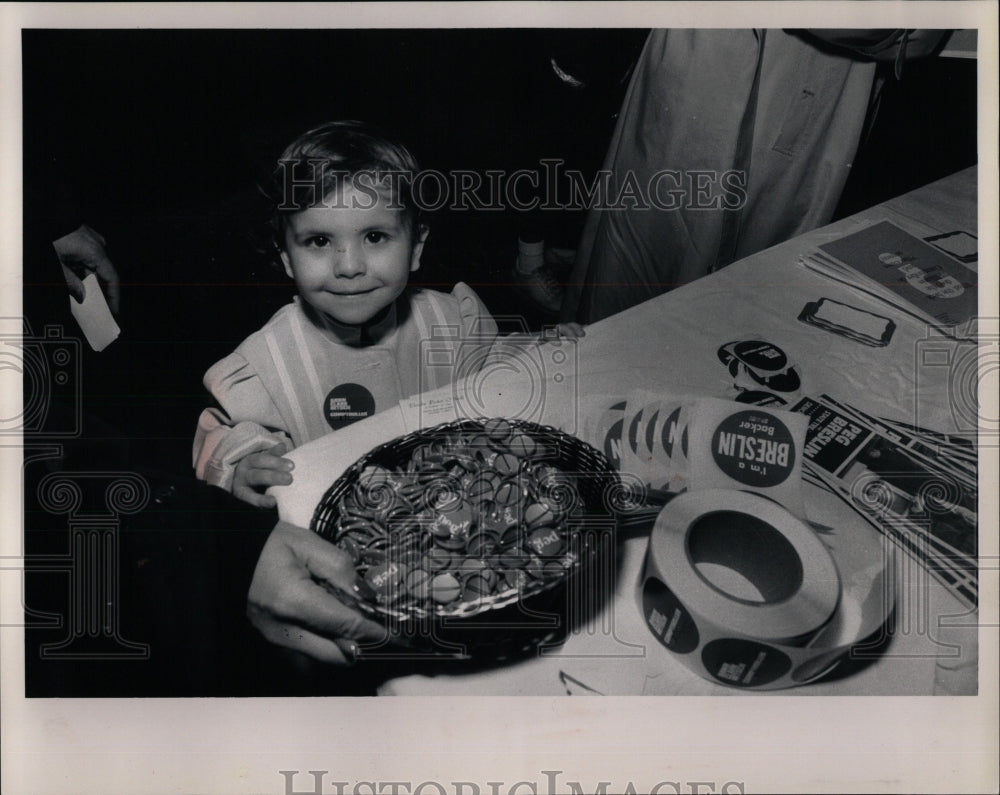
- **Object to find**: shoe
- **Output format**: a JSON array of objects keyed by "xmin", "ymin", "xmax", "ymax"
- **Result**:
[{"xmin": 512, "ymin": 262, "xmax": 565, "ymax": 314}]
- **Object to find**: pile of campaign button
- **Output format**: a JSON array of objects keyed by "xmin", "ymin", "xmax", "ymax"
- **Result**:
[
  {"xmin": 330, "ymin": 419, "xmax": 584, "ymax": 615},
  {"xmin": 718, "ymin": 339, "xmax": 801, "ymax": 400}
]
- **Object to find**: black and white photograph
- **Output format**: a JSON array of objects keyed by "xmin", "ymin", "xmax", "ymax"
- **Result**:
[{"xmin": 2, "ymin": 2, "xmax": 997, "ymax": 793}]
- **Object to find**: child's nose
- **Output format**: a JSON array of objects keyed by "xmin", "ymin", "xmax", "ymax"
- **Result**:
[{"xmin": 332, "ymin": 244, "xmax": 365, "ymax": 277}]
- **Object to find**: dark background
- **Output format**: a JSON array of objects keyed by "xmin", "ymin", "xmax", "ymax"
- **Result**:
[{"xmin": 19, "ymin": 29, "xmax": 976, "ymax": 696}]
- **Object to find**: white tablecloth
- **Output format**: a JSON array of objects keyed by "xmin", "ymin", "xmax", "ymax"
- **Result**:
[{"xmin": 272, "ymin": 167, "xmax": 983, "ymax": 696}]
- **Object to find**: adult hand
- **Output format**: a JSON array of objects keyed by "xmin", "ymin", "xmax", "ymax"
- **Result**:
[
  {"xmin": 233, "ymin": 442, "xmax": 294, "ymax": 508},
  {"xmin": 555, "ymin": 321, "xmax": 585, "ymax": 339},
  {"xmin": 52, "ymin": 224, "xmax": 121, "ymax": 314},
  {"xmin": 503, "ymin": 323, "xmax": 586, "ymax": 347},
  {"xmin": 247, "ymin": 521, "xmax": 389, "ymax": 665}
]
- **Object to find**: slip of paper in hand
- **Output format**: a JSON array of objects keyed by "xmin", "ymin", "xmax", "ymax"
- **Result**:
[{"xmin": 70, "ymin": 273, "xmax": 120, "ymax": 351}]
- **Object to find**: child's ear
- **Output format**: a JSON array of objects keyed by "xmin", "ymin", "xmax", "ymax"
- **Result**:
[
  {"xmin": 279, "ymin": 248, "xmax": 294, "ymax": 279},
  {"xmin": 410, "ymin": 224, "xmax": 429, "ymax": 273}
]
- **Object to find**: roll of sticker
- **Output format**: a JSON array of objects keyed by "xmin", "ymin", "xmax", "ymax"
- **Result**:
[{"xmin": 640, "ymin": 489, "xmax": 847, "ymax": 690}]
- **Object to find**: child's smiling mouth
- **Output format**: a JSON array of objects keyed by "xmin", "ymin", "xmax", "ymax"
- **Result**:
[{"xmin": 327, "ymin": 287, "xmax": 378, "ymax": 296}]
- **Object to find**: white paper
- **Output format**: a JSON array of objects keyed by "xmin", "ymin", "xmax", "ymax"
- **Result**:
[
  {"xmin": 69, "ymin": 272, "xmax": 120, "ymax": 351},
  {"xmin": 270, "ymin": 405, "xmax": 407, "ymax": 529}
]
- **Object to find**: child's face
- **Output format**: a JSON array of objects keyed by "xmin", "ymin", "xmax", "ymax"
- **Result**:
[{"xmin": 280, "ymin": 183, "xmax": 426, "ymax": 326}]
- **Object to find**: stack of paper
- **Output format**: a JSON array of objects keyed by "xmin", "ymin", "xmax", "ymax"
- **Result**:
[
  {"xmin": 791, "ymin": 393, "xmax": 978, "ymax": 609},
  {"xmin": 801, "ymin": 220, "xmax": 978, "ymax": 335}
]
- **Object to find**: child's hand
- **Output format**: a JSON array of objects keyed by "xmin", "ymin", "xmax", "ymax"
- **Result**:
[{"xmin": 233, "ymin": 442, "xmax": 294, "ymax": 508}]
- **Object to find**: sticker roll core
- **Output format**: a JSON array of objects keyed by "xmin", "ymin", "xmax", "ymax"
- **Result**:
[{"xmin": 642, "ymin": 489, "xmax": 844, "ymax": 689}]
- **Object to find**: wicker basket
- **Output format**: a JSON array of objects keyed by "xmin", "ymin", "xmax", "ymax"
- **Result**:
[{"xmin": 310, "ymin": 418, "xmax": 622, "ymax": 658}]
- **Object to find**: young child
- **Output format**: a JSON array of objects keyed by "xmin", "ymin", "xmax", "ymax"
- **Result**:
[
  {"xmin": 195, "ymin": 121, "xmax": 584, "ymax": 507},
  {"xmin": 193, "ymin": 120, "xmax": 502, "ymax": 507}
]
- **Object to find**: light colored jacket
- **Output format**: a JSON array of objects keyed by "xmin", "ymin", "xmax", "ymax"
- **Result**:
[{"xmin": 563, "ymin": 29, "xmax": 879, "ymax": 323}]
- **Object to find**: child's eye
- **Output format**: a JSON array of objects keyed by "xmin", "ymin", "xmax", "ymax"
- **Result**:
[
  {"xmin": 306, "ymin": 236, "xmax": 330, "ymax": 248},
  {"xmin": 365, "ymin": 231, "xmax": 389, "ymax": 244}
]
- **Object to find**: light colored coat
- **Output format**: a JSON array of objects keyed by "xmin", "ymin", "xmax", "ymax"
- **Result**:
[{"xmin": 563, "ymin": 29, "xmax": 878, "ymax": 323}]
